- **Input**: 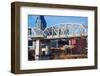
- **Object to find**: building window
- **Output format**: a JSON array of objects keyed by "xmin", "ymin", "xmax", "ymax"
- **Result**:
[
  {"xmin": 28, "ymin": 40, "xmax": 33, "ymax": 46},
  {"xmin": 28, "ymin": 28, "xmax": 32, "ymax": 35}
]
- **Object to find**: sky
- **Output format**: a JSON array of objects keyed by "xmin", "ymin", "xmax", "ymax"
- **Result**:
[{"xmin": 28, "ymin": 15, "xmax": 88, "ymax": 28}]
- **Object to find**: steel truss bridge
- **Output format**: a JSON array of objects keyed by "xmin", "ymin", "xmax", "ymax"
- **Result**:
[{"xmin": 29, "ymin": 23, "xmax": 88, "ymax": 40}]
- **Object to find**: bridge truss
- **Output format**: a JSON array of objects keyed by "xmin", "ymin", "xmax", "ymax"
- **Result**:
[{"xmin": 29, "ymin": 23, "xmax": 88, "ymax": 39}]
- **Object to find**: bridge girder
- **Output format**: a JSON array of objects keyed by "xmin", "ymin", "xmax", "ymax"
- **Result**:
[{"xmin": 31, "ymin": 23, "xmax": 88, "ymax": 39}]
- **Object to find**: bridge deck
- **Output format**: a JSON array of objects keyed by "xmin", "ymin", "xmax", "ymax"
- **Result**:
[{"xmin": 32, "ymin": 34, "xmax": 87, "ymax": 40}]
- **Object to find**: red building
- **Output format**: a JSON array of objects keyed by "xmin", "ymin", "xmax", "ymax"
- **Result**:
[{"xmin": 68, "ymin": 36, "xmax": 87, "ymax": 54}]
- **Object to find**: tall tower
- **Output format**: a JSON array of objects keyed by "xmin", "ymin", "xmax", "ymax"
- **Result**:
[{"xmin": 35, "ymin": 15, "xmax": 47, "ymax": 30}]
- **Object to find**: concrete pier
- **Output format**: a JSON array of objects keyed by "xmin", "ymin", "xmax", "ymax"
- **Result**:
[
  {"xmin": 45, "ymin": 40, "xmax": 50, "ymax": 55},
  {"xmin": 34, "ymin": 39, "xmax": 41, "ymax": 60}
]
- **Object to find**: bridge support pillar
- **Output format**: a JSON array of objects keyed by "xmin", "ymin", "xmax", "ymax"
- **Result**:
[
  {"xmin": 34, "ymin": 39, "xmax": 42, "ymax": 60},
  {"xmin": 45, "ymin": 40, "xmax": 50, "ymax": 55}
]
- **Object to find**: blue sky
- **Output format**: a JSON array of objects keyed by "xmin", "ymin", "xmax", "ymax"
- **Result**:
[{"xmin": 28, "ymin": 15, "xmax": 88, "ymax": 28}]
